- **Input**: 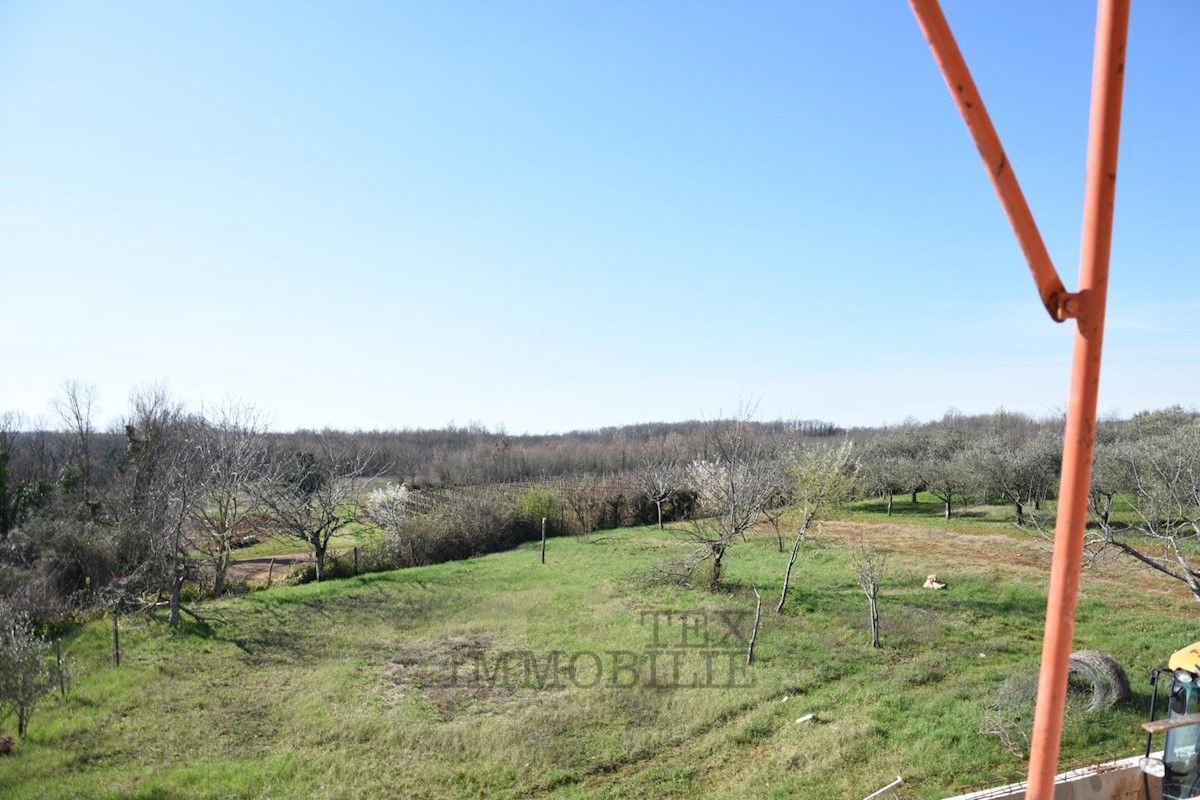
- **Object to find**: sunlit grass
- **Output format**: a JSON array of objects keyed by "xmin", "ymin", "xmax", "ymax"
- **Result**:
[{"xmin": 5, "ymin": 518, "xmax": 1193, "ymax": 799}]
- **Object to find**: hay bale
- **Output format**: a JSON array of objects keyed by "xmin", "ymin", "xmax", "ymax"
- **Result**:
[{"xmin": 1068, "ymin": 650, "xmax": 1130, "ymax": 711}]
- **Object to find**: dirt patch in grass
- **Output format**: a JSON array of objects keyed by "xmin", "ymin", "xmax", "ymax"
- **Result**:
[
  {"xmin": 823, "ymin": 517, "xmax": 1191, "ymax": 602},
  {"xmin": 383, "ymin": 635, "xmax": 562, "ymax": 719},
  {"xmin": 226, "ymin": 553, "xmax": 312, "ymax": 582}
]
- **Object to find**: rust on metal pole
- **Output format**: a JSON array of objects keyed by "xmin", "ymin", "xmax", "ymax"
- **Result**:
[
  {"xmin": 1025, "ymin": 1, "xmax": 1129, "ymax": 796},
  {"xmin": 908, "ymin": 0, "xmax": 1071, "ymax": 322}
]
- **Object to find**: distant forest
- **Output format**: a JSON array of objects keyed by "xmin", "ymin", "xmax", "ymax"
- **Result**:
[
  {"xmin": 4, "ymin": 381, "xmax": 1200, "ymax": 627},
  {"xmin": 2, "ymin": 405, "xmax": 843, "ymax": 490}
]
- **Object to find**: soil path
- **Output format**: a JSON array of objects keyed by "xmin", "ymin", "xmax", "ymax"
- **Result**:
[
  {"xmin": 227, "ymin": 546, "xmax": 355, "ymax": 583},
  {"xmin": 226, "ymin": 553, "xmax": 312, "ymax": 583}
]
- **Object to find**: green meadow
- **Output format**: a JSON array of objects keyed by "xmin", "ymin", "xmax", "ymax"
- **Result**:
[{"xmin": 3, "ymin": 501, "xmax": 1192, "ymax": 799}]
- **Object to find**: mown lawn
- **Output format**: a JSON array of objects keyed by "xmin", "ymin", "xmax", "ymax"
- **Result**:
[{"xmin": 3, "ymin": 510, "xmax": 1194, "ymax": 799}]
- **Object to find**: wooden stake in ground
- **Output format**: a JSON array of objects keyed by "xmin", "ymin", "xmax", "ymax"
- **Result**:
[
  {"xmin": 540, "ymin": 517, "xmax": 547, "ymax": 564},
  {"xmin": 266, "ymin": 556, "xmax": 276, "ymax": 588},
  {"xmin": 747, "ymin": 585, "xmax": 763, "ymax": 666},
  {"xmin": 55, "ymin": 639, "xmax": 66, "ymax": 699},
  {"xmin": 112, "ymin": 611, "xmax": 120, "ymax": 667}
]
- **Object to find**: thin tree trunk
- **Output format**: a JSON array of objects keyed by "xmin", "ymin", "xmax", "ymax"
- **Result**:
[
  {"xmin": 776, "ymin": 511, "xmax": 817, "ymax": 613},
  {"xmin": 1014, "ymin": 501, "xmax": 1025, "ymax": 526},
  {"xmin": 886, "ymin": 494, "xmax": 893, "ymax": 516},
  {"xmin": 911, "ymin": 490, "xmax": 918, "ymax": 504},
  {"xmin": 315, "ymin": 545, "xmax": 326, "ymax": 582},
  {"xmin": 944, "ymin": 497, "xmax": 951, "ymax": 520},
  {"xmin": 213, "ymin": 549, "xmax": 228, "ymax": 598},
  {"xmin": 55, "ymin": 639, "xmax": 66, "ymax": 699},
  {"xmin": 868, "ymin": 588, "xmax": 881, "ymax": 649},
  {"xmin": 112, "ymin": 610, "xmax": 120, "ymax": 667},
  {"xmin": 746, "ymin": 585, "xmax": 763, "ymax": 666},
  {"xmin": 168, "ymin": 573, "xmax": 182, "ymax": 628},
  {"xmin": 656, "ymin": 501, "xmax": 664, "ymax": 530}
]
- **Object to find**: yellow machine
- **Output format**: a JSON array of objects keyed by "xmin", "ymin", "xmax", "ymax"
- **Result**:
[{"xmin": 1143, "ymin": 642, "xmax": 1200, "ymax": 799}]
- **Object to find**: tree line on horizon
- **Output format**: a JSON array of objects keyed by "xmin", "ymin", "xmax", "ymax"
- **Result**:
[
  {"xmin": 2, "ymin": 382, "xmax": 1200, "ymax": 628},
  {"xmin": 3, "ymin": 384, "xmax": 1200, "ymax": 739}
]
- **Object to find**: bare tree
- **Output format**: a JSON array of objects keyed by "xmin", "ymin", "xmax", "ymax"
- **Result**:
[
  {"xmin": 759, "ymin": 457, "xmax": 792, "ymax": 553},
  {"xmin": 51, "ymin": 380, "xmax": 100, "ymax": 518},
  {"xmin": 0, "ymin": 412, "xmax": 22, "ymax": 537},
  {"xmin": 1091, "ymin": 427, "xmax": 1200, "ymax": 603},
  {"xmin": 967, "ymin": 423, "xmax": 1061, "ymax": 525},
  {"xmin": 258, "ymin": 436, "xmax": 378, "ymax": 582},
  {"xmin": 917, "ymin": 418, "xmax": 971, "ymax": 520},
  {"xmin": 776, "ymin": 441, "xmax": 858, "ymax": 613},
  {"xmin": 637, "ymin": 439, "xmax": 683, "ymax": 530},
  {"xmin": 859, "ymin": 427, "xmax": 921, "ymax": 516},
  {"xmin": 851, "ymin": 533, "xmax": 886, "ymax": 649},
  {"xmin": 121, "ymin": 387, "xmax": 206, "ymax": 628},
  {"xmin": 1089, "ymin": 421, "xmax": 1135, "ymax": 528},
  {"xmin": 565, "ymin": 475, "xmax": 600, "ymax": 535},
  {"xmin": 678, "ymin": 407, "xmax": 776, "ymax": 590},
  {"xmin": 190, "ymin": 403, "xmax": 268, "ymax": 597}
]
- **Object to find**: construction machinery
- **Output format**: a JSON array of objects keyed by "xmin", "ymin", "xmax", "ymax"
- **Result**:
[{"xmin": 1141, "ymin": 643, "xmax": 1200, "ymax": 800}]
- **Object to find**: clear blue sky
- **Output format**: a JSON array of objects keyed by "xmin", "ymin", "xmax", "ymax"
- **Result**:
[{"xmin": 2, "ymin": 1, "xmax": 1197, "ymax": 433}]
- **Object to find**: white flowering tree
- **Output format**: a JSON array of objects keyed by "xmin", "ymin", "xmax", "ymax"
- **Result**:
[
  {"xmin": 685, "ymin": 458, "xmax": 726, "ymax": 516},
  {"xmin": 366, "ymin": 482, "xmax": 414, "ymax": 565},
  {"xmin": 677, "ymin": 408, "xmax": 778, "ymax": 589}
]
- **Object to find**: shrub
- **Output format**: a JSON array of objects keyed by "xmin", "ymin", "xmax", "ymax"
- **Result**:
[
  {"xmin": 515, "ymin": 487, "xmax": 558, "ymax": 535},
  {"xmin": 979, "ymin": 672, "xmax": 1038, "ymax": 757},
  {"xmin": 667, "ymin": 489, "xmax": 699, "ymax": 522},
  {"xmin": 0, "ymin": 599, "xmax": 53, "ymax": 738}
]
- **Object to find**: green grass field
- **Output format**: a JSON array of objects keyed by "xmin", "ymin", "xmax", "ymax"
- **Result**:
[
  {"xmin": 4, "ymin": 503, "xmax": 1195, "ymax": 799},
  {"xmin": 229, "ymin": 520, "xmax": 380, "ymax": 560}
]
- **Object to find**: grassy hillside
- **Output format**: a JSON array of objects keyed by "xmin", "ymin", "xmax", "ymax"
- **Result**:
[{"xmin": 3, "ymin": 513, "xmax": 1194, "ymax": 799}]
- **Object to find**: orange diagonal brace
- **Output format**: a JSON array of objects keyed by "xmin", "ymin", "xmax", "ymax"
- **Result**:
[
  {"xmin": 905, "ymin": 1, "xmax": 1131, "ymax": 797},
  {"xmin": 908, "ymin": 0, "xmax": 1071, "ymax": 322}
]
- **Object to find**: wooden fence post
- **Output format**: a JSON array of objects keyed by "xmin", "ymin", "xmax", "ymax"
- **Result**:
[
  {"xmin": 55, "ymin": 639, "xmax": 66, "ymax": 698},
  {"xmin": 541, "ymin": 517, "xmax": 547, "ymax": 564},
  {"xmin": 112, "ymin": 611, "xmax": 120, "ymax": 667}
]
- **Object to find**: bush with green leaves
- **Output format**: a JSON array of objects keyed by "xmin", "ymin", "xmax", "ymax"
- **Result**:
[
  {"xmin": 515, "ymin": 487, "xmax": 557, "ymax": 535},
  {"xmin": 0, "ymin": 599, "xmax": 53, "ymax": 738}
]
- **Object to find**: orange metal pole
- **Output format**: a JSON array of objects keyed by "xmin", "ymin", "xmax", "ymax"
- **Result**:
[
  {"xmin": 1025, "ymin": 1, "xmax": 1129, "ymax": 797},
  {"xmin": 908, "ymin": 0, "xmax": 1070, "ymax": 322}
]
